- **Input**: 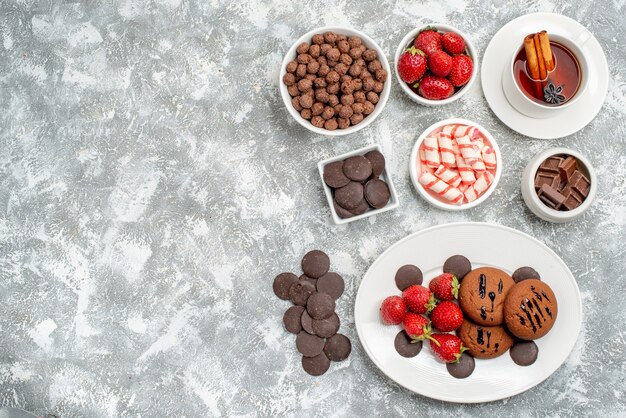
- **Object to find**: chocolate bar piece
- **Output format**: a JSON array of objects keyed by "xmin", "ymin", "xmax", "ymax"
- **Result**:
[
  {"xmin": 537, "ymin": 184, "xmax": 566, "ymax": 209},
  {"xmin": 561, "ymin": 189, "xmax": 584, "ymax": 210},
  {"xmin": 534, "ymin": 172, "xmax": 560, "ymax": 190},
  {"xmin": 543, "ymin": 156, "xmax": 564, "ymax": 170},
  {"xmin": 571, "ymin": 170, "xmax": 591, "ymax": 197},
  {"xmin": 558, "ymin": 156, "xmax": 578, "ymax": 182}
]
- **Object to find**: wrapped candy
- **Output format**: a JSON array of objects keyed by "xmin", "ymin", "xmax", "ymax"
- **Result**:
[
  {"xmin": 437, "ymin": 132, "xmax": 456, "ymax": 167},
  {"xmin": 456, "ymin": 155, "xmax": 476, "ymax": 185},
  {"xmin": 464, "ymin": 171, "xmax": 495, "ymax": 202},
  {"xmin": 458, "ymin": 183, "xmax": 469, "ymax": 193},
  {"xmin": 470, "ymin": 148, "xmax": 486, "ymax": 174},
  {"xmin": 434, "ymin": 164, "xmax": 462, "ymax": 188},
  {"xmin": 419, "ymin": 172, "xmax": 463, "ymax": 204},
  {"xmin": 482, "ymin": 146, "xmax": 497, "ymax": 170},
  {"xmin": 452, "ymin": 125, "xmax": 471, "ymax": 138},
  {"xmin": 442, "ymin": 124, "xmax": 457, "ymax": 137},
  {"xmin": 423, "ymin": 136, "xmax": 440, "ymax": 168},
  {"xmin": 419, "ymin": 149, "xmax": 434, "ymax": 174},
  {"xmin": 456, "ymin": 135, "xmax": 481, "ymax": 164}
]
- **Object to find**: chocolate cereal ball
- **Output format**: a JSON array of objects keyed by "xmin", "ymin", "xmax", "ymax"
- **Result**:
[
  {"xmin": 354, "ymin": 91, "xmax": 366, "ymax": 103},
  {"xmin": 315, "ymin": 88, "xmax": 329, "ymax": 103},
  {"xmin": 318, "ymin": 64, "xmax": 330, "ymax": 77},
  {"xmin": 349, "ymin": 64, "xmax": 362, "ymax": 77},
  {"xmin": 348, "ymin": 36, "xmax": 362, "ymax": 48},
  {"xmin": 296, "ymin": 64, "xmax": 307, "ymax": 78},
  {"xmin": 312, "ymin": 34, "xmax": 324, "ymax": 45},
  {"xmin": 363, "ymin": 101, "xmax": 375, "ymax": 114},
  {"xmin": 326, "ymin": 70, "xmax": 340, "ymax": 84},
  {"xmin": 283, "ymin": 73, "xmax": 296, "ymax": 86},
  {"xmin": 340, "ymin": 74, "xmax": 352, "ymax": 84},
  {"xmin": 324, "ymin": 118, "xmax": 338, "ymax": 130},
  {"xmin": 320, "ymin": 43, "xmax": 332, "ymax": 56},
  {"xmin": 296, "ymin": 42, "xmax": 309, "ymax": 54},
  {"xmin": 366, "ymin": 91, "xmax": 379, "ymax": 104},
  {"xmin": 340, "ymin": 53, "xmax": 353, "ymax": 66},
  {"xmin": 349, "ymin": 47, "xmax": 362, "ymax": 60},
  {"xmin": 327, "ymin": 48, "xmax": 341, "ymax": 62},
  {"xmin": 359, "ymin": 69, "xmax": 372, "ymax": 80},
  {"xmin": 314, "ymin": 77, "xmax": 327, "ymax": 88},
  {"xmin": 298, "ymin": 78, "xmax": 313, "ymax": 92},
  {"xmin": 307, "ymin": 61, "xmax": 320, "ymax": 74},
  {"xmin": 336, "ymin": 34, "xmax": 347, "ymax": 42},
  {"xmin": 311, "ymin": 102, "xmax": 324, "ymax": 116},
  {"xmin": 335, "ymin": 63, "xmax": 349, "ymax": 76},
  {"xmin": 341, "ymin": 80, "xmax": 355, "ymax": 94},
  {"xmin": 327, "ymin": 83, "xmax": 339, "ymax": 95},
  {"xmin": 337, "ymin": 117, "xmax": 350, "ymax": 129},
  {"xmin": 321, "ymin": 106, "xmax": 335, "ymax": 120},
  {"xmin": 300, "ymin": 108, "xmax": 312, "ymax": 119},
  {"xmin": 341, "ymin": 94, "xmax": 354, "ymax": 106},
  {"xmin": 304, "ymin": 73, "xmax": 316, "ymax": 81},
  {"xmin": 292, "ymin": 96, "xmax": 302, "ymax": 111},
  {"xmin": 368, "ymin": 59, "xmax": 382, "ymax": 72},
  {"xmin": 337, "ymin": 40, "xmax": 350, "ymax": 53},
  {"xmin": 373, "ymin": 81, "xmax": 384, "ymax": 93},
  {"xmin": 328, "ymin": 94, "xmax": 339, "ymax": 106},
  {"xmin": 339, "ymin": 105, "xmax": 353, "ymax": 119},
  {"xmin": 352, "ymin": 102, "xmax": 364, "ymax": 114},
  {"xmin": 376, "ymin": 69, "xmax": 387, "ymax": 82},
  {"xmin": 324, "ymin": 32, "xmax": 337, "ymax": 44},
  {"xmin": 363, "ymin": 49, "xmax": 377, "ymax": 62},
  {"xmin": 300, "ymin": 94, "xmax": 314, "ymax": 109},
  {"xmin": 317, "ymin": 56, "xmax": 327, "ymax": 66},
  {"xmin": 297, "ymin": 53, "xmax": 311, "ymax": 64},
  {"xmin": 350, "ymin": 113, "xmax": 364, "ymax": 125},
  {"xmin": 287, "ymin": 85, "xmax": 300, "ymax": 97},
  {"xmin": 286, "ymin": 60, "xmax": 298, "ymax": 73},
  {"xmin": 311, "ymin": 115, "xmax": 324, "ymax": 127},
  {"xmin": 309, "ymin": 44, "xmax": 320, "ymax": 58},
  {"xmin": 352, "ymin": 78, "xmax": 363, "ymax": 91},
  {"xmin": 362, "ymin": 77, "xmax": 375, "ymax": 92},
  {"xmin": 333, "ymin": 103, "xmax": 343, "ymax": 113}
]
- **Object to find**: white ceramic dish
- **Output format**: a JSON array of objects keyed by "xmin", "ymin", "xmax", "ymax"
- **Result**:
[
  {"xmin": 318, "ymin": 144, "xmax": 399, "ymax": 225},
  {"xmin": 394, "ymin": 24, "xmax": 478, "ymax": 106},
  {"xmin": 521, "ymin": 147, "xmax": 596, "ymax": 223},
  {"xmin": 482, "ymin": 12, "xmax": 608, "ymax": 139},
  {"xmin": 279, "ymin": 26, "xmax": 391, "ymax": 137},
  {"xmin": 409, "ymin": 118, "xmax": 502, "ymax": 211},
  {"xmin": 354, "ymin": 222, "xmax": 582, "ymax": 403}
]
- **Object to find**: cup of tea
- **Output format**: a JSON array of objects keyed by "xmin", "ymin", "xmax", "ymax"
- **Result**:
[{"xmin": 502, "ymin": 30, "xmax": 591, "ymax": 119}]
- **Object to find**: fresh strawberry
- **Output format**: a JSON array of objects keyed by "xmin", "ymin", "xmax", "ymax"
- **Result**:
[
  {"xmin": 441, "ymin": 32, "xmax": 466, "ymax": 55},
  {"xmin": 429, "ymin": 273, "xmax": 459, "ymax": 300},
  {"xmin": 397, "ymin": 46, "xmax": 427, "ymax": 83},
  {"xmin": 430, "ymin": 301, "xmax": 463, "ymax": 332},
  {"xmin": 402, "ymin": 285, "xmax": 436, "ymax": 314},
  {"xmin": 429, "ymin": 333, "xmax": 468, "ymax": 363},
  {"xmin": 417, "ymin": 75, "xmax": 455, "ymax": 100},
  {"xmin": 403, "ymin": 312, "xmax": 433, "ymax": 341},
  {"xmin": 428, "ymin": 50, "xmax": 453, "ymax": 77},
  {"xmin": 380, "ymin": 295, "xmax": 406, "ymax": 325},
  {"xmin": 448, "ymin": 55, "xmax": 473, "ymax": 87},
  {"xmin": 413, "ymin": 29, "xmax": 442, "ymax": 57}
]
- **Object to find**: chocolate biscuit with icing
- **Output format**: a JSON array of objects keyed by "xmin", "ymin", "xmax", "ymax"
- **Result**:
[
  {"xmin": 459, "ymin": 267, "xmax": 515, "ymax": 326},
  {"xmin": 504, "ymin": 279, "xmax": 558, "ymax": 340}
]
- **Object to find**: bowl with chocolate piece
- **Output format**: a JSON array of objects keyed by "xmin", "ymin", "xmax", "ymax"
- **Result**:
[
  {"xmin": 521, "ymin": 147, "xmax": 597, "ymax": 222},
  {"xmin": 280, "ymin": 27, "xmax": 391, "ymax": 136},
  {"xmin": 318, "ymin": 144, "xmax": 399, "ymax": 224}
]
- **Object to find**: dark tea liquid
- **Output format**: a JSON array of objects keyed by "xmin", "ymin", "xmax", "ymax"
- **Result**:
[{"xmin": 513, "ymin": 41, "xmax": 581, "ymax": 106}]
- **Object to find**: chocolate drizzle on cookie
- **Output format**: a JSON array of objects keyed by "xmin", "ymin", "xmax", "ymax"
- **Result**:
[
  {"xmin": 486, "ymin": 330, "xmax": 492, "ymax": 348},
  {"xmin": 480, "ymin": 306, "xmax": 487, "ymax": 320},
  {"xmin": 489, "ymin": 291, "xmax": 496, "ymax": 312},
  {"xmin": 498, "ymin": 278, "xmax": 503, "ymax": 294},
  {"xmin": 477, "ymin": 327, "xmax": 484, "ymax": 344},
  {"xmin": 479, "ymin": 274, "xmax": 486, "ymax": 298}
]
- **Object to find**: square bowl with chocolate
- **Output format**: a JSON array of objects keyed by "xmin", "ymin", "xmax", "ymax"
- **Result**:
[
  {"xmin": 521, "ymin": 147, "xmax": 597, "ymax": 223},
  {"xmin": 280, "ymin": 26, "xmax": 391, "ymax": 136},
  {"xmin": 318, "ymin": 144, "xmax": 399, "ymax": 224}
]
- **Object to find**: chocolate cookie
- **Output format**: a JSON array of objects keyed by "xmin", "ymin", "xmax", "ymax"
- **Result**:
[
  {"xmin": 324, "ymin": 333, "xmax": 351, "ymax": 361},
  {"xmin": 283, "ymin": 306, "xmax": 305, "ymax": 334},
  {"xmin": 394, "ymin": 265, "xmax": 423, "ymax": 290},
  {"xmin": 323, "ymin": 161, "xmax": 350, "ymax": 188},
  {"xmin": 301, "ymin": 309, "xmax": 315, "ymax": 334},
  {"xmin": 364, "ymin": 179, "xmax": 390, "ymax": 208},
  {"xmin": 446, "ymin": 353, "xmax": 475, "ymax": 379},
  {"xmin": 510, "ymin": 340, "xmax": 539, "ymax": 366},
  {"xmin": 457, "ymin": 319, "xmax": 514, "ymax": 359},
  {"xmin": 443, "ymin": 255, "xmax": 472, "ymax": 281},
  {"xmin": 459, "ymin": 267, "xmax": 515, "ymax": 326},
  {"xmin": 334, "ymin": 181, "xmax": 364, "ymax": 210},
  {"xmin": 512, "ymin": 266, "xmax": 541, "ymax": 283},
  {"xmin": 289, "ymin": 281, "xmax": 316, "ymax": 306},
  {"xmin": 296, "ymin": 331, "xmax": 325, "ymax": 357},
  {"xmin": 364, "ymin": 150, "xmax": 385, "ymax": 178},
  {"xmin": 342, "ymin": 156, "xmax": 372, "ymax": 182},
  {"xmin": 504, "ymin": 279, "xmax": 557, "ymax": 340},
  {"xmin": 273, "ymin": 272, "xmax": 299, "ymax": 300},
  {"xmin": 301, "ymin": 250, "xmax": 330, "ymax": 278},
  {"xmin": 316, "ymin": 272, "xmax": 344, "ymax": 299},
  {"xmin": 394, "ymin": 330, "xmax": 422, "ymax": 358},
  {"xmin": 307, "ymin": 292, "xmax": 335, "ymax": 320},
  {"xmin": 302, "ymin": 352, "xmax": 331, "ymax": 376},
  {"xmin": 312, "ymin": 313, "xmax": 340, "ymax": 338}
]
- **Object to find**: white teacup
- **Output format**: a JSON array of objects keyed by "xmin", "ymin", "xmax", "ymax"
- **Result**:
[{"xmin": 502, "ymin": 31, "xmax": 591, "ymax": 119}]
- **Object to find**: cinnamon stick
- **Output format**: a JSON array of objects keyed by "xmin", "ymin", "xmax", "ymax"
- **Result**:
[
  {"xmin": 523, "ymin": 35, "xmax": 541, "ymax": 81},
  {"xmin": 534, "ymin": 34, "xmax": 547, "ymax": 81},
  {"xmin": 538, "ymin": 31, "xmax": 554, "ymax": 71}
]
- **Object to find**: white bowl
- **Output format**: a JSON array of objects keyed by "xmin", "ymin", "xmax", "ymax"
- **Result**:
[
  {"xmin": 318, "ymin": 144, "xmax": 399, "ymax": 224},
  {"xmin": 409, "ymin": 118, "xmax": 502, "ymax": 210},
  {"xmin": 521, "ymin": 147, "xmax": 597, "ymax": 223},
  {"xmin": 394, "ymin": 24, "xmax": 478, "ymax": 106},
  {"xmin": 279, "ymin": 26, "xmax": 391, "ymax": 136}
]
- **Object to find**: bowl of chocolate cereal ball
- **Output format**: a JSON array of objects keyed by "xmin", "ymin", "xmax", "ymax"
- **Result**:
[{"xmin": 279, "ymin": 26, "xmax": 391, "ymax": 136}]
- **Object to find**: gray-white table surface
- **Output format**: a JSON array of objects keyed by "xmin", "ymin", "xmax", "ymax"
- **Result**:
[{"xmin": 0, "ymin": 0, "xmax": 625, "ymax": 417}]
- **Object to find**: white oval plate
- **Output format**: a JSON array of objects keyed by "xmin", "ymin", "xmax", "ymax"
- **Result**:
[
  {"xmin": 354, "ymin": 222, "xmax": 582, "ymax": 403},
  {"xmin": 481, "ymin": 13, "xmax": 608, "ymax": 139}
]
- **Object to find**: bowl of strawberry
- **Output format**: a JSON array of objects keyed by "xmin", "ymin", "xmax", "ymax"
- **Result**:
[{"xmin": 395, "ymin": 24, "xmax": 477, "ymax": 105}]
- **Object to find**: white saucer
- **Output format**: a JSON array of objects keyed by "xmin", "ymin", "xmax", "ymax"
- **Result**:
[{"xmin": 482, "ymin": 13, "xmax": 608, "ymax": 139}]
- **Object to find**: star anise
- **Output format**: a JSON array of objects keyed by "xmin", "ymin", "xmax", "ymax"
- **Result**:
[{"xmin": 543, "ymin": 82, "xmax": 566, "ymax": 105}]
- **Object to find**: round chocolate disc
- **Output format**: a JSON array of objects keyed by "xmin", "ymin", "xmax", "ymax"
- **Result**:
[
  {"xmin": 350, "ymin": 199, "xmax": 370, "ymax": 215},
  {"xmin": 364, "ymin": 179, "xmax": 390, "ymax": 209},
  {"xmin": 394, "ymin": 265, "xmax": 423, "ymax": 290},
  {"xmin": 323, "ymin": 161, "xmax": 351, "ymax": 189},
  {"xmin": 289, "ymin": 281, "xmax": 315, "ymax": 306},
  {"xmin": 296, "ymin": 331, "xmax": 325, "ymax": 357},
  {"xmin": 512, "ymin": 266, "xmax": 541, "ymax": 283},
  {"xmin": 510, "ymin": 340, "xmax": 539, "ymax": 366},
  {"xmin": 333, "ymin": 200, "xmax": 354, "ymax": 219},
  {"xmin": 446, "ymin": 353, "xmax": 475, "ymax": 378},
  {"xmin": 283, "ymin": 306, "xmax": 305, "ymax": 334},
  {"xmin": 301, "ymin": 250, "xmax": 330, "ymax": 278},
  {"xmin": 443, "ymin": 255, "xmax": 472, "ymax": 281},
  {"xmin": 273, "ymin": 272, "xmax": 299, "ymax": 300},
  {"xmin": 316, "ymin": 272, "xmax": 345, "ymax": 299},
  {"xmin": 364, "ymin": 150, "xmax": 385, "ymax": 177},
  {"xmin": 302, "ymin": 352, "xmax": 331, "ymax": 376},
  {"xmin": 394, "ymin": 330, "xmax": 422, "ymax": 358},
  {"xmin": 343, "ymin": 155, "xmax": 372, "ymax": 182},
  {"xmin": 334, "ymin": 181, "xmax": 364, "ymax": 210},
  {"xmin": 312, "ymin": 313, "xmax": 340, "ymax": 338},
  {"xmin": 324, "ymin": 333, "xmax": 351, "ymax": 361},
  {"xmin": 299, "ymin": 274, "xmax": 317, "ymax": 288},
  {"xmin": 301, "ymin": 309, "xmax": 315, "ymax": 334},
  {"xmin": 306, "ymin": 292, "xmax": 335, "ymax": 320}
]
